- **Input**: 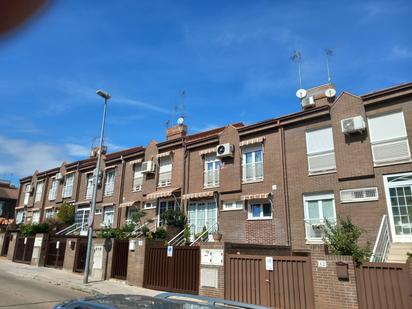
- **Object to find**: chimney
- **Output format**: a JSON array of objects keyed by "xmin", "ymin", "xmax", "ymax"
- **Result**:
[
  {"xmin": 166, "ymin": 124, "xmax": 187, "ymax": 140},
  {"xmin": 300, "ymin": 84, "xmax": 336, "ymax": 110}
]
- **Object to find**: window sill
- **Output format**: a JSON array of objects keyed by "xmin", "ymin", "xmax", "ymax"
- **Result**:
[
  {"xmin": 305, "ymin": 239, "xmax": 324, "ymax": 245},
  {"xmin": 373, "ymin": 159, "xmax": 411, "ymax": 167},
  {"xmin": 247, "ymin": 217, "xmax": 272, "ymax": 221},
  {"xmin": 221, "ymin": 208, "xmax": 243, "ymax": 212},
  {"xmin": 144, "ymin": 207, "xmax": 157, "ymax": 210},
  {"xmin": 308, "ymin": 170, "xmax": 336, "ymax": 176},
  {"xmin": 104, "ymin": 194, "xmax": 114, "ymax": 197},
  {"xmin": 48, "ymin": 198, "xmax": 56, "ymax": 202},
  {"xmin": 157, "ymin": 184, "xmax": 171, "ymax": 188},
  {"xmin": 204, "ymin": 184, "xmax": 219, "ymax": 189},
  {"xmin": 132, "ymin": 189, "xmax": 142, "ymax": 193},
  {"xmin": 242, "ymin": 179, "xmax": 264, "ymax": 184}
]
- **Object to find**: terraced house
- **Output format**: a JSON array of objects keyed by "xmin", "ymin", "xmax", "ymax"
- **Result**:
[{"xmin": 15, "ymin": 82, "xmax": 412, "ymax": 263}]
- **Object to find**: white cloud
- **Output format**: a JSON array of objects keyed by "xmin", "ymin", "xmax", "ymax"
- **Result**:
[
  {"xmin": 391, "ymin": 46, "xmax": 412, "ymax": 60},
  {"xmin": 65, "ymin": 143, "xmax": 90, "ymax": 157}
]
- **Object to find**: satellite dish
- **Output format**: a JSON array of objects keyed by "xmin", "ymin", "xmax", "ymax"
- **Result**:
[
  {"xmin": 177, "ymin": 116, "xmax": 184, "ymax": 125},
  {"xmin": 325, "ymin": 88, "xmax": 336, "ymax": 98},
  {"xmin": 296, "ymin": 88, "xmax": 307, "ymax": 99}
]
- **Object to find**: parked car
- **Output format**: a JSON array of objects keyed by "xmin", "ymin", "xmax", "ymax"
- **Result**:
[{"xmin": 53, "ymin": 293, "xmax": 269, "ymax": 309}]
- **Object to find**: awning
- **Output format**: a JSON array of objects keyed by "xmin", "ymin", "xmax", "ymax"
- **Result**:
[
  {"xmin": 102, "ymin": 202, "xmax": 115, "ymax": 207},
  {"xmin": 156, "ymin": 151, "xmax": 172, "ymax": 159},
  {"xmin": 15, "ymin": 206, "xmax": 25, "ymax": 210},
  {"xmin": 128, "ymin": 158, "xmax": 143, "ymax": 165},
  {"xmin": 199, "ymin": 148, "xmax": 216, "ymax": 156},
  {"xmin": 74, "ymin": 201, "xmax": 90, "ymax": 206},
  {"xmin": 182, "ymin": 191, "xmax": 214, "ymax": 200},
  {"xmin": 44, "ymin": 206, "xmax": 55, "ymax": 210},
  {"xmin": 146, "ymin": 187, "xmax": 180, "ymax": 200},
  {"xmin": 28, "ymin": 207, "xmax": 41, "ymax": 211},
  {"xmin": 241, "ymin": 193, "xmax": 270, "ymax": 200},
  {"xmin": 239, "ymin": 137, "xmax": 265, "ymax": 147},
  {"xmin": 119, "ymin": 200, "xmax": 139, "ymax": 208}
]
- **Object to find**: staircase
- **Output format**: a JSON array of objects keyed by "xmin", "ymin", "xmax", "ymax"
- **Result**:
[{"xmin": 386, "ymin": 243, "xmax": 412, "ymax": 263}]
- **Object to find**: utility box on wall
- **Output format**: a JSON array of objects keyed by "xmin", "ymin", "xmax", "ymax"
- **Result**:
[{"xmin": 336, "ymin": 262, "xmax": 349, "ymax": 281}]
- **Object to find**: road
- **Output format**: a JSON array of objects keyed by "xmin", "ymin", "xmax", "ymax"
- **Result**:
[{"xmin": 0, "ymin": 266, "xmax": 90, "ymax": 309}]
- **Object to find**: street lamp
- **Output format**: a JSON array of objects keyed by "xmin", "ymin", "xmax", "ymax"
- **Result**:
[{"xmin": 83, "ymin": 89, "xmax": 111, "ymax": 284}]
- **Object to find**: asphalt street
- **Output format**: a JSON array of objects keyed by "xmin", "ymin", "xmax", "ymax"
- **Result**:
[{"xmin": 0, "ymin": 266, "xmax": 90, "ymax": 309}]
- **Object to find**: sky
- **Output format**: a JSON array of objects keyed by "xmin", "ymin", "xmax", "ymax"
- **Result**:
[{"xmin": 0, "ymin": 0, "xmax": 411, "ymax": 184}]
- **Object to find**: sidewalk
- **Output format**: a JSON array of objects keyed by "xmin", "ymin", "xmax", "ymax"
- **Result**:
[{"xmin": 0, "ymin": 258, "xmax": 160, "ymax": 297}]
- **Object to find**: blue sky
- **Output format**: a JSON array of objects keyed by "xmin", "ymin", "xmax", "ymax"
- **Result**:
[{"xmin": 0, "ymin": 0, "xmax": 411, "ymax": 184}]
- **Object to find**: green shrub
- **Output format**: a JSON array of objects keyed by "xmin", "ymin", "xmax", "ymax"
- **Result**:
[
  {"xmin": 56, "ymin": 202, "xmax": 75, "ymax": 225},
  {"xmin": 323, "ymin": 216, "xmax": 371, "ymax": 264},
  {"xmin": 160, "ymin": 208, "xmax": 186, "ymax": 230},
  {"xmin": 20, "ymin": 223, "xmax": 49, "ymax": 236},
  {"xmin": 195, "ymin": 226, "xmax": 208, "ymax": 240},
  {"xmin": 153, "ymin": 227, "xmax": 167, "ymax": 239}
]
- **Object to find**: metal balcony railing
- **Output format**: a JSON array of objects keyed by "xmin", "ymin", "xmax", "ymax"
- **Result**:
[{"xmin": 370, "ymin": 215, "xmax": 391, "ymax": 262}]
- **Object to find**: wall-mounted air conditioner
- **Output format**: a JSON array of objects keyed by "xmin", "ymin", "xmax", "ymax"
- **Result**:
[
  {"xmin": 341, "ymin": 116, "xmax": 366, "ymax": 134},
  {"xmin": 301, "ymin": 96, "xmax": 315, "ymax": 109},
  {"xmin": 56, "ymin": 172, "xmax": 64, "ymax": 181},
  {"xmin": 142, "ymin": 161, "xmax": 156, "ymax": 174},
  {"xmin": 216, "ymin": 143, "xmax": 234, "ymax": 158}
]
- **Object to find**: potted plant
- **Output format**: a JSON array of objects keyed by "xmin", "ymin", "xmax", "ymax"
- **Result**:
[{"xmin": 212, "ymin": 231, "xmax": 222, "ymax": 241}]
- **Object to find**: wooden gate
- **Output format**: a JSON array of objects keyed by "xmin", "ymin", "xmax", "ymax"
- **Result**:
[
  {"xmin": 13, "ymin": 235, "xmax": 35, "ymax": 264},
  {"xmin": 1, "ymin": 232, "xmax": 11, "ymax": 256},
  {"xmin": 111, "ymin": 239, "xmax": 129, "ymax": 280},
  {"xmin": 225, "ymin": 254, "xmax": 315, "ymax": 309},
  {"xmin": 143, "ymin": 245, "xmax": 200, "ymax": 294},
  {"xmin": 74, "ymin": 239, "xmax": 88, "ymax": 272},
  {"xmin": 356, "ymin": 262, "xmax": 411, "ymax": 309},
  {"xmin": 44, "ymin": 237, "xmax": 67, "ymax": 268}
]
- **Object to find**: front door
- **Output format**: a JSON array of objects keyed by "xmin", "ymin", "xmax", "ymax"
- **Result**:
[
  {"xmin": 188, "ymin": 200, "xmax": 217, "ymax": 236},
  {"xmin": 75, "ymin": 207, "xmax": 90, "ymax": 236},
  {"xmin": 384, "ymin": 172, "xmax": 412, "ymax": 243}
]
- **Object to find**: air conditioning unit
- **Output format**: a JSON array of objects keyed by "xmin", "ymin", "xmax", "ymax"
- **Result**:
[
  {"xmin": 141, "ymin": 161, "xmax": 156, "ymax": 174},
  {"xmin": 301, "ymin": 96, "xmax": 315, "ymax": 109},
  {"xmin": 56, "ymin": 172, "xmax": 64, "ymax": 181},
  {"xmin": 216, "ymin": 143, "xmax": 234, "ymax": 158},
  {"xmin": 341, "ymin": 116, "xmax": 366, "ymax": 134}
]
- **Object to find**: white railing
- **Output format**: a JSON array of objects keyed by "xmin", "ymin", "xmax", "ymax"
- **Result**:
[
  {"xmin": 370, "ymin": 215, "xmax": 391, "ymax": 262},
  {"xmin": 304, "ymin": 218, "xmax": 336, "ymax": 242},
  {"xmin": 190, "ymin": 222, "xmax": 219, "ymax": 246},
  {"xmin": 242, "ymin": 162, "xmax": 263, "ymax": 182},
  {"xmin": 204, "ymin": 170, "xmax": 219, "ymax": 187},
  {"xmin": 55, "ymin": 222, "xmax": 87, "ymax": 236}
]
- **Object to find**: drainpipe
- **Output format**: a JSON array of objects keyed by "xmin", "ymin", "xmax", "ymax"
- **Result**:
[
  {"xmin": 116, "ymin": 156, "xmax": 126, "ymax": 228},
  {"xmin": 280, "ymin": 123, "xmax": 291, "ymax": 246},
  {"xmin": 183, "ymin": 139, "xmax": 189, "ymax": 214},
  {"xmin": 213, "ymin": 191, "xmax": 220, "ymax": 231}
]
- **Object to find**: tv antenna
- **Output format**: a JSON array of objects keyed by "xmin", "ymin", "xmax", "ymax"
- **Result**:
[
  {"xmin": 175, "ymin": 90, "xmax": 186, "ymax": 125},
  {"xmin": 325, "ymin": 48, "xmax": 334, "ymax": 84},
  {"xmin": 290, "ymin": 50, "xmax": 303, "ymax": 89}
]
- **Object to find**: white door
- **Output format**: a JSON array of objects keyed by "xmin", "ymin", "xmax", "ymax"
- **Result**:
[
  {"xmin": 383, "ymin": 173, "xmax": 412, "ymax": 243},
  {"xmin": 75, "ymin": 207, "xmax": 90, "ymax": 236}
]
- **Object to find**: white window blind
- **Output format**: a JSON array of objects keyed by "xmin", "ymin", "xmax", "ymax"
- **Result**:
[
  {"xmin": 103, "ymin": 206, "xmax": 114, "ymax": 226},
  {"xmin": 34, "ymin": 182, "xmax": 44, "ymax": 203},
  {"xmin": 133, "ymin": 164, "xmax": 143, "ymax": 191},
  {"xmin": 104, "ymin": 169, "xmax": 116, "ymax": 196},
  {"xmin": 204, "ymin": 155, "xmax": 220, "ymax": 188},
  {"xmin": 16, "ymin": 210, "xmax": 25, "ymax": 224},
  {"xmin": 23, "ymin": 184, "xmax": 30, "ymax": 205},
  {"xmin": 49, "ymin": 179, "xmax": 59, "ymax": 201},
  {"xmin": 86, "ymin": 174, "xmax": 94, "ymax": 199},
  {"xmin": 305, "ymin": 127, "xmax": 336, "ymax": 173},
  {"xmin": 368, "ymin": 112, "xmax": 411, "ymax": 166},
  {"xmin": 158, "ymin": 157, "xmax": 172, "ymax": 187},
  {"xmin": 242, "ymin": 145, "xmax": 264, "ymax": 182},
  {"xmin": 62, "ymin": 173, "xmax": 74, "ymax": 198},
  {"xmin": 32, "ymin": 211, "xmax": 40, "ymax": 224},
  {"xmin": 223, "ymin": 201, "xmax": 243, "ymax": 211}
]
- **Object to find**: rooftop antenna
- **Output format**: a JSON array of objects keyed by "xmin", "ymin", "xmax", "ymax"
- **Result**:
[
  {"xmin": 290, "ymin": 50, "xmax": 303, "ymax": 89},
  {"xmin": 176, "ymin": 90, "xmax": 186, "ymax": 125},
  {"xmin": 325, "ymin": 48, "xmax": 333, "ymax": 84}
]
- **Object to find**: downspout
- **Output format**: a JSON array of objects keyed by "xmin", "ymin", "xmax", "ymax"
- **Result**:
[
  {"xmin": 39, "ymin": 176, "xmax": 49, "ymax": 223},
  {"xmin": 213, "ymin": 191, "xmax": 220, "ymax": 231},
  {"xmin": 75, "ymin": 161, "xmax": 81, "ymax": 204},
  {"xmin": 183, "ymin": 138, "xmax": 189, "ymax": 214},
  {"xmin": 116, "ymin": 156, "xmax": 126, "ymax": 228},
  {"xmin": 280, "ymin": 122, "xmax": 291, "ymax": 247}
]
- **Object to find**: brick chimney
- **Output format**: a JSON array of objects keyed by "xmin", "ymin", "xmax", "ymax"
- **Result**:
[
  {"xmin": 166, "ymin": 124, "xmax": 187, "ymax": 140},
  {"xmin": 300, "ymin": 84, "xmax": 336, "ymax": 110}
]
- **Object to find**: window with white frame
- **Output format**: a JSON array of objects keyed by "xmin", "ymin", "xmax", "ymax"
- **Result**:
[
  {"xmin": 303, "ymin": 193, "xmax": 336, "ymax": 242},
  {"xmin": 48, "ymin": 179, "xmax": 59, "ymax": 201},
  {"xmin": 103, "ymin": 206, "xmax": 114, "ymax": 226},
  {"xmin": 62, "ymin": 173, "xmax": 74, "ymax": 198},
  {"xmin": 144, "ymin": 202, "xmax": 156, "ymax": 209},
  {"xmin": 248, "ymin": 202, "xmax": 272, "ymax": 219},
  {"xmin": 242, "ymin": 145, "xmax": 264, "ymax": 182},
  {"xmin": 23, "ymin": 184, "xmax": 31, "ymax": 205},
  {"xmin": 45, "ymin": 208, "xmax": 55, "ymax": 220},
  {"xmin": 16, "ymin": 210, "xmax": 25, "ymax": 224},
  {"xmin": 204, "ymin": 155, "xmax": 220, "ymax": 188},
  {"xmin": 158, "ymin": 156, "xmax": 172, "ymax": 187},
  {"xmin": 32, "ymin": 211, "xmax": 40, "ymax": 224},
  {"xmin": 223, "ymin": 201, "xmax": 243, "ymax": 211},
  {"xmin": 368, "ymin": 111, "xmax": 411, "ymax": 166},
  {"xmin": 133, "ymin": 163, "xmax": 143, "ymax": 191},
  {"xmin": 126, "ymin": 207, "xmax": 138, "ymax": 223},
  {"xmin": 188, "ymin": 200, "xmax": 218, "ymax": 234},
  {"xmin": 34, "ymin": 181, "xmax": 44, "ymax": 203},
  {"xmin": 305, "ymin": 127, "xmax": 336, "ymax": 174},
  {"xmin": 86, "ymin": 173, "xmax": 94, "ymax": 200},
  {"xmin": 104, "ymin": 169, "xmax": 116, "ymax": 197}
]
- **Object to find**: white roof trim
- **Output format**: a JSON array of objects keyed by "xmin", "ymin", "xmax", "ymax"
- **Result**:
[{"xmin": 239, "ymin": 137, "xmax": 265, "ymax": 147}]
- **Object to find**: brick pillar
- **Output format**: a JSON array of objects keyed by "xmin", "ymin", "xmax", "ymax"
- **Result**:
[
  {"xmin": 199, "ymin": 242, "xmax": 225, "ymax": 299},
  {"xmin": 6, "ymin": 232, "xmax": 18, "ymax": 260},
  {"xmin": 310, "ymin": 245, "xmax": 359, "ymax": 309},
  {"xmin": 126, "ymin": 238, "xmax": 146, "ymax": 287}
]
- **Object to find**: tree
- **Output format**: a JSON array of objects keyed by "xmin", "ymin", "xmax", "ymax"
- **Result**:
[
  {"xmin": 56, "ymin": 202, "xmax": 75, "ymax": 225},
  {"xmin": 160, "ymin": 208, "xmax": 186, "ymax": 230},
  {"xmin": 323, "ymin": 216, "xmax": 371, "ymax": 264}
]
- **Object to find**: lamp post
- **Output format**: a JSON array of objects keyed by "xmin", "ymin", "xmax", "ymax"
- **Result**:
[{"xmin": 83, "ymin": 89, "xmax": 111, "ymax": 284}]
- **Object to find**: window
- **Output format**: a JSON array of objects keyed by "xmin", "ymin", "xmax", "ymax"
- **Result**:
[
  {"xmin": 133, "ymin": 164, "xmax": 143, "ymax": 191},
  {"xmin": 86, "ymin": 174, "xmax": 94, "ymax": 200},
  {"xmin": 103, "ymin": 206, "xmax": 114, "ymax": 227},
  {"xmin": 248, "ymin": 202, "xmax": 272, "ymax": 219},
  {"xmin": 242, "ymin": 145, "xmax": 264, "ymax": 182},
  {"xmin": 34, "ymin": 181, "xmax": 44, "ymax": 203},
  {"xmin": 23, "ymin": 184, "xmax": 31, "ymax": 206},
  {"xmin": 188, "ymin": 201, "xmax": 218, "ymax": 234},
  {"xmin": 303, "ymin": 193, "xmax": 336, "ymax": 242},
  {"xmin": 48, "ymin": 179, "xmax": 59, "ymax": 201},
  {"xmin": 222, "ymin": 201, "xmax": 243, "ymax": 211},
  {"xmin": 158, "ymin": 200, "xmax": 177, "ymax": 225},
  {"xmin": 45, "ymin": 209, "xmax": 55, "ymax": 220},
  {"xmin": 158, "ymin": 157, "xmax": 172, "ymax": 187},
  {"xmin": 340, "ymin": 187, "xmax": 378, "ymax": 203},
  {"xmin": 95, "ymin": 208, "xmax": 103, "ymax": 215},
  {"xmin": 62, "ymin": 173, "xmax": 74, "ymax": 198},
  {"xmin": 126, "ymin": 207, "xmax": 138, "ymax": 222},
  {"xmin": 368, "ymin": 111, "xmax": 411, "ymax": 166},
  {"xmin": 104, "ymin": 169, "xmax": 116, "ymax": 197},
  {"xmin": 204, "ymin": 155, "xmax": 220, "ymax": 188},
  {"xmin": 16, "ymin": 210, "xmax": 25, "ymax": 224},
  {"xmin": 305, "ymin": 127, "xmax": 336, "ymax": 174},
  {"xmin": 32, "ymin": 211, "xmax": 40, "ymax": 224},
  {"xmin": 144, "ymin": 202, "xmax": 156, "ymax": 209}
]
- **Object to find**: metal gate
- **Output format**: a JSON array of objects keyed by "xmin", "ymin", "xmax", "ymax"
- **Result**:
[
  {"xmin": 74, "ymin": 239, "xmax": 88, "ymax": 272},
  {"xmin": 13, "ymin": 235, "xmax": 35, "ymax": 264},
  {"xmin": 1, "ymin": 233, "xmax": 11, "ymax": 256},
  {"xmin": 356, "ymin": 262, "xmax": 411, "ymax": 309},
  {"xmin": 143, "ymin": 245, "xmax": 200, "ymax": 294},
  {"xmin": 111, "ymin": 239, "xmax": 129, "ymax": 280},
  {"xmin": 225, "ymin": 254, "xmax": 315, "ymax": 309},
  {"xmin": 44, "ymin": 237, "xmax": 67, "ymax": 268}
]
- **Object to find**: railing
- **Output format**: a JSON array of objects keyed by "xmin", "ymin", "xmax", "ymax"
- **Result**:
[
  {"xmin": 304, "ymin": 218, "xmax": 336, "ymax": 242},
  {"xmin": 370, "ymin": 215, "xmax": 391, "ymax": 262},
  {"xmin": 55, "ymin": 222, "xmax": 86, "ymax": 236},
  {"xmin": 204, "ymin": 170, "xmax": 219, "ymax": 187},
  {"xmin": 242, "ymin": 162, "xmax": 263, "ymax": 182},
  {"xmin": 190, "ymin": 222, "xmax": 219, "ymax": 246},
  {"xmin": 168, "ymin": 224, "xmax": 195, "ymax": 247}
]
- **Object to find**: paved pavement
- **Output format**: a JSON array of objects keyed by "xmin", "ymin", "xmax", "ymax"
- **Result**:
[{"xmin": 0, "ymin": 258, "xmax": 160, "ymax": 308}]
